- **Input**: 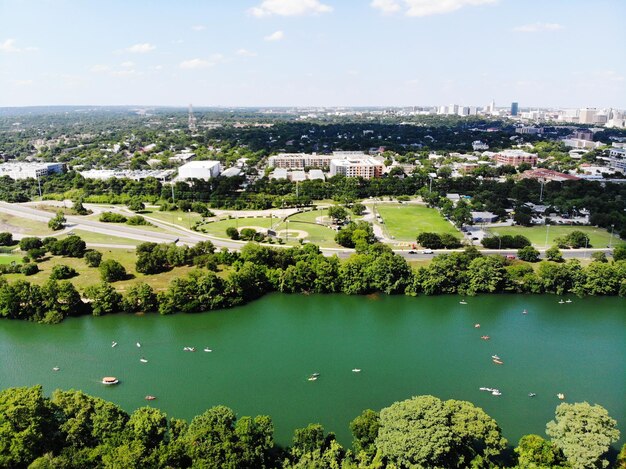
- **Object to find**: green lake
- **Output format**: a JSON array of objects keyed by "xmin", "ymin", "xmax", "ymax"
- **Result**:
[{"xmin": 1, "ymin": 294, "xmax": 624, "ymax": 448}]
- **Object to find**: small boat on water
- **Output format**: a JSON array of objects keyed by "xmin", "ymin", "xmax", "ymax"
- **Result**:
[
  {"xmin": 522, "ymin": 309, "xmax": 528, "ymax": 314},
  {"xmin": 183, "ymin": 346, "xmax": 196, "ymax": 352},
  {"xmin": 565, "ymin": 299, "xmax": 572, "ymax": 303},
  {"xmin": 352, "ymin": 368, "xmax": 361, "ymax": 373},
  {"xmin": 307, "ymin": 376, "xmax": 318, "ymax": 381},
  {"xmin": 136, "ymin": 342, "xmax": 141, "ymax": 348},
  {"xmin": 203, "ymin": 348, "xmax": 212, "ymax": 353},
  {"xmin": 311, "ymin": 372, "xmax": 320, "ymax": 378},
  {"xmin": 492, "ymin": 358, "xmax": 504, "ymax": 365},
  {"xmin": 528, "ymin": 393, "xmax": 536, "ymax": 397},
  {"xmin": 102, "ymin": 377, "xmax": 119, "ymax": 385},
  {"xmin": 479, "ymin": 387, "xmax": 494, "ymax": 392},
  {"xmin": 145, "ymin": 395, "xmax": 156, "ymax": 401},
  {"xmin": 491, "ymin": 390, "xmax": 502, "ymax": 396},
  {"xmin": 558, "ymin": 299, "xmax": 565, "ymax": 304},
  {"xmin": 474, "ymin": 323, "xmax": 481, "ymax": 328},
  {"xmin": 481, "ymin": 335, "xmax": 490, "ymax": 340},
  {"xmin": 459, "ymin": 300, "xmax": 467, "ymax": 305},
  {"xmin": 52, "ymin": 367, "xmax": 60, "ymax": 371},
  {"xmin": 111, "ymin": 341, "xmax": 118, "ymax": 348},
  {"xmin": 491, "ymin": 354, "xmax": 500, "ymax": 360},
  {"xmin": 140, "ymin": 358, "xmax": 148, "ymax": 363},
  {"xmin": 557, "ymin": 393, "xmax": 565, "ymax": 400}
]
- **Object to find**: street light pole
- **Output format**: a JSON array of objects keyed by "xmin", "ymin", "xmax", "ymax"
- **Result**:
[
  {"xmin": 609, "ymin": 224, "xmax": 615, "ymax": 249},
  {"xmin": 545, "ymin": 224, "xmax": 550, "ymax": 248}
]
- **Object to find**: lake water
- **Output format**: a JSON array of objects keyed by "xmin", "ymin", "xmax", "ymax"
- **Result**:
[{"xmin": 0, "ymin": 293, "xmax": 624, "ymax": 448}]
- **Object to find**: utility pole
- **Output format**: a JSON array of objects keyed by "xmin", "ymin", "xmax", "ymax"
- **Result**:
[{"xmin": 171, "ymin": 183, "xmax": 175, "ymax": 203}]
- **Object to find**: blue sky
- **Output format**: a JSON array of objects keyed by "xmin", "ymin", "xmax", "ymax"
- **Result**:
[{"xmin": 1, "ymin": 0, "xmax": 625, "ymax": 108}]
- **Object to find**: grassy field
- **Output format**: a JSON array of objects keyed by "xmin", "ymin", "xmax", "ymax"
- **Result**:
[
  {"xmin": 2, "ymin": 248, "xmax": 198, "ymax": 292},
  {"xmin": 141, "ymin": 209, "xmax": 204, "ymax": 228},
  {"xmin": 375, "ymin": 204, "xmax": 461, "ymax": 241},
  {"xmin": 0, "ymin": 213, "xmax": 52, "ymax": 235},
  {"xmin": 485, "ymin": 225, "xmax": 624, "ymax": 248},
  {"xmin": 58, "ymin": 230, "xmax": 143, "ymax": 246}
]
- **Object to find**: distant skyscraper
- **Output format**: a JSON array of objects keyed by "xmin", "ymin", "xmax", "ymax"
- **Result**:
[
  {"xmin": 511, "ymin": 102, "xmax": 519, "ymax": 116},
  {"xmin": 188, "ymin": 103, "xmax": 197, "ymax": 132}
]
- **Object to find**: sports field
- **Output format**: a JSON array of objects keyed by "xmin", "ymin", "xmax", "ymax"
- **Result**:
[
  {"xmin": 485, "ymin": 225, "xmax": 623, "ymax": 248},
  {"xmin": 375, "ymin": 204, "xmax": 461, "ymax": 241}
]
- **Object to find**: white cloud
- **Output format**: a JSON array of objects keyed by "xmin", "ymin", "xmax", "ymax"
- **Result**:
[
  {"xmin": 513, "ymin": 22, "xmax": 564, "ymax": 32},
  {"xmin": 236, "ymin": 48, "xmax": 258, "ymax": 57},
  {"xmin": 179, "ymin": 58, "xmax": 213, "ymax": 69},
  {"xmin": 1, "ymin": 38, "xmax": 38, "ymax": 53},
  {"xmin": 126, "ymin": 43, "xmax": 156, "ymax": 53},
  {"xmin": 370, "ymin": 0, "xmax": 401, "ymax": 14},
  {"xmin": 90, "ymin": 64, "xmax": 110, "ymax": 73},
  {"xmin": 120, "ymin": 61, "xmax": 135, "ymax": 68},
  {"xmin": 249, "ymin": 0, "xmax": 332, "ymax": 17},
  {"xmin": 13, "ymin": 79, "xmax": 34, "ymax": 86},
  {"xmin": 110, "ymin": 70, "xmax": 138, "ymax": 77},
  {"xmin": 264, "ymin": 30, "xmax": 285, "ymax": 41},
  {"xmin": 191, "ymin": 25, "xmax": 206, "ymax": 31},
  {"xmin": 375, "ymin": 0, "xmax": 498, "ymax": 17}
]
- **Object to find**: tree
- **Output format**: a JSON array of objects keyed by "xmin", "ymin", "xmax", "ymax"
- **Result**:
[
  {"xmin": 612, "ymin": 245, "xmax": 626, "ymax": 261},
  {"xmin": 226, "ymin": 227, "xmax": 239, "ymax": 240},
  {"xmin": 0, "ymin": 386, "xmax": 60, "ymax": 467},
  {"xmin": 518, "ymin": 246, "xmax": 540, "ymax": 262},
  {"xmin": 21, "ymin": 263, "xmax": 39, "ymax": 275},
  {"xmin": 591, "ymin": 252, "xmax": 607, "ymax": 263},
  {"xmin": 351, "ymin": 203, "xmax": 366, "ymax": 216},
  {"xmin": 0, "ymin": 232, "xmax": 13, "ymax": 246},
  {"xmin": 328, "ymin": 205, "xmax": 349, "ymax": 224},
  {"xmin": 48, "ymin": 211, "xmax": 66, "ymax": 231},
  {"xmin": 514, "ymin": 434, "xmax": 565, "ymax": 468},
  {"xmin": 99, "ymin": 259, "xmax": 127, "ymax": 282},
  {"xmin": 84, "ymin": 282, "xmax": 123, "ymax": 316},
  {"xmin": 84, "ymin": 249, "xmax": 102, "ymax": 267},
  {"xmin": 376, "ymin": 395, "xmax": 506, "ymax": 468},
  {"xmin": 123, "ymin": 283, "xmax": 158, "ymax": 313},
  {"xmin": 546, "ymin": 402, "xmax": 620, "ymax": 469},
  {"xmin": 19, "ymin": 237, "xmax": 43, "ymax": 252},
  {"xmin": 349, "ymin": 409, "xmax": 380, "ymax": 460},
  {"xmin": 127, "ymin": 198, "xmax": 145, "ymax": 212},
  {"xmin": 49, "ymin": 235, "xmax": 86, "ymax": 258},
  {"xmin": 49, "ymin": 264, "xmax": 77, "ymax": 280},
  {"xmin": 545, "ymin": 246, "xmax": 563, "ymax": 262},
  {"xmin": 417, "ymin": 232, "xmax": 443, "ymax": 249}
]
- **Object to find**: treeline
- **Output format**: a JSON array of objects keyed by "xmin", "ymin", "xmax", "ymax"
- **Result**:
[
  {"xmin": 2, "ymin": 242, "xmax": 626, "ymax": 325},
  {"xmin": 0, "ymin": 386, "xmax": 621, "ymax": 468}
]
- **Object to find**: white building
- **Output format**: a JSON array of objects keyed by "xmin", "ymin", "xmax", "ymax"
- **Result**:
[
  {"xmin": 308, "ymin": 169, "xmax": 325, "ymax": 181},
  {"xmin": 0, "ymin": 162, "xmax": 65, "ymax": 180},
  {"xmin": 329, "ymin": 156, "xmax": 383, "ymax": 179},
  {"xmin": 177, "ymin": 160, "xmax": 221, "ymax": 180},
  {"xmin": 608, "ymin": 147, "xmax": 626, "ymax": 172},
  {"xmin": 221, "ymin": 167, "xmax": 242, "ymax": 178},
  {"xmin": 472, "ymin": 140, "xmax": 489, "ymax": 151},
  {"xmin": 561, "ymin": 138, "xmax": 602, "ymax": 150}
]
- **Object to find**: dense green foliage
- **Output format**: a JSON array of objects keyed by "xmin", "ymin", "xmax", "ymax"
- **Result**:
[
  {"xmin": 0, "ymin": 385, "xmax": 619, "ymax": 468},
  {"xmin": 417, "ymin": 232, "xmax": 462, "ymax": 249}
]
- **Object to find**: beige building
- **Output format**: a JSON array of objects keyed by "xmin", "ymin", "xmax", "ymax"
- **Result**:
[{"xmin": 329, "ymin": 156, "xmax": 383, "ymax": 179}]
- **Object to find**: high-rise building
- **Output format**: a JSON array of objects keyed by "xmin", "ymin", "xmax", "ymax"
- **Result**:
[
  {"xmin": 579, "ymin": 108, "xmax": 597, "ymax": 124},
  {"xmin": 511, "ymin": 102, "xmax": 519, "ymax": 116}
]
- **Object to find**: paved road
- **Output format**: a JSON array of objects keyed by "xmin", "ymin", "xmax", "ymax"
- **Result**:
[{"xmin": 0, "ymin": 202, "xmax": 613, "ymax": 260}]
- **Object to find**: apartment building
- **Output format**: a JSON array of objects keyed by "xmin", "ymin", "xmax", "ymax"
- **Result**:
[{"xmin": 492, "ymin": 150, "xmax": 537, "ymax": 167}]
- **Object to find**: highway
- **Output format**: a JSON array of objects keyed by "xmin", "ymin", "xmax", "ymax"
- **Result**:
[{"xmin": 0, "ymin": 202, "xmax": 614, "ymax": 260}]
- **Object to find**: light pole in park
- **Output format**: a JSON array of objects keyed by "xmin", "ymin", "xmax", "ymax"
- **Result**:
[
  {"xmin": 545, "ymin": 223, "xmax": 550, "ymax": 249},
  {"xmin": 609, "ymin": 224, "xmax": 615, "ymax": 249}
]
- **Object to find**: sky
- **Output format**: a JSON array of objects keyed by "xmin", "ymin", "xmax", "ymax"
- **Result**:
[{"xmin": 1, "ymin": 0, "xmax": 625, "ymax": 108}]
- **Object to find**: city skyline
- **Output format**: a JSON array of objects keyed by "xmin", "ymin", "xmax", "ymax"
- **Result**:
[{"xmin": 1, "ymin": 0, "xmax": 625, "ymax": 108}]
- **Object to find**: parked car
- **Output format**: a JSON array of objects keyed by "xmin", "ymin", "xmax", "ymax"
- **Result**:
[
  {"xmin": 421, "ymin": 249, "xmax": 434, "ymax": 254},
  {"xmin": 408, "ymin": 250, "xmax": 417, "ymax": 254}
]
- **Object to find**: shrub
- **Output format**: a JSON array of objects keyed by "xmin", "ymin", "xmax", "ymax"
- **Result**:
[
  {"xmin": 84, "ymin": 250, "xmax": 103, "ymax": 267},
  {"xmin": 48, "ymin": 211, "xmax": 66, "ymax": 231},
  {"xmin": 99, "ymin": 259, "xmax": 127, "ymax": 282},
  {"xmin": 0, "ymin": 232, "xmax": 14, "ymax": 246},
  {"xmin": 49, "ymin": 236, "xmax": 86, "ymax": 258},
  {"xmin": 50, "ymin": 265, "xmax": 78, "ymax": 280},
  {"xmin": 127, "ymin": 198, "xmax": 145, "ymax": 212},
  {"xmin": 99, "ymin": 212, "xmax": 127, "ymax": 223},
  {"xmin": 21, "ymin": 263, "xmax": 39, "ymax": 275},
  {"xmin": 517, "ymin": 246, "xmax": 540, "ymax": 262},
  {"xmin": 126, "ymin": 215, "xmax": 152, "ymax": 226},
  {"xmin": 19, "ymin": 237, "xmax": 43, "ymax": 252},
  {"xmin": 545, "ymin": 246, "xmax": 563, "ymax": 262},
  {"xmin": 226, "ymin": 227, "xmax": 239, "ymax": 240}
]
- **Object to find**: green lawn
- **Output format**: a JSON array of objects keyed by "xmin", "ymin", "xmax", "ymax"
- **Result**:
[
  {"xmin": 485, "ymin": 225, "xmax": 624, "ymax": 248},
  {"xmin": 0, "ymin": 255, "xmax": 21, "ymax": 265},
  {"xmin": 375, "ymin": 204, "xmax": 461, "ymax": 241},
  {"xmin": 141, "ymin": 209, "xmax": 204, "ymax": 228}
]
